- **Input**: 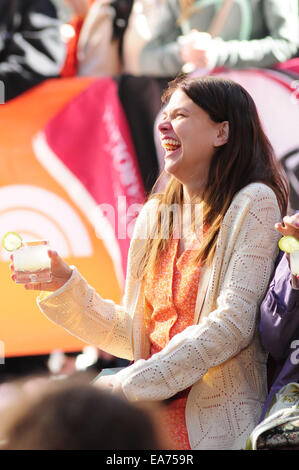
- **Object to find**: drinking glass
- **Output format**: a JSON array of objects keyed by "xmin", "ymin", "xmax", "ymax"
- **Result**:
[
  {"xmin": 13, "ymin": 241, "xmax": 52, "ymax": 284},
  {"xmin": 290, "ymin": 250, "xmax": 299, "ymax": 276}
]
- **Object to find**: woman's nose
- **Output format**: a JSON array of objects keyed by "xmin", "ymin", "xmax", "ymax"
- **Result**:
[{"xmin": 158, "ymin": 119, "xmax": 172, "ymax": 133}]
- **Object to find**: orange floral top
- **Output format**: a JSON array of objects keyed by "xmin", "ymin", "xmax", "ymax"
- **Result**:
[{"xmin": 144, "ymin": 237, "xmax": 202, "ymax": 450}]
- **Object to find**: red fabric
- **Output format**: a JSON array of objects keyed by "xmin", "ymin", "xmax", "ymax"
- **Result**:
[
  {"xmin": 60, "ymin": 0, "xmax": 96, "ymax": 78},
  {"xmin": 60, "ymin": 16, "xmax": 84, "ymax": 77},
  {"xmin": 274, "ymin": 58, "xmax": 299, "ymax": 75}
]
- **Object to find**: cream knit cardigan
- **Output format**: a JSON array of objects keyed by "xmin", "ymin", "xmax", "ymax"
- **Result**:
[{"xmin": 37, "ymin": 182, "xmax": 281, "ymax": 450}]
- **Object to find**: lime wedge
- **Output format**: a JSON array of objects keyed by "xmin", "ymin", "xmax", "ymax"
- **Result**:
[
  {"xmin": 1, "ymin": 232, "xmax": 23, "ymax": 252},
  {"xmin": 278, "ymin": 235, "xmax": 299, "ymax": 253}
]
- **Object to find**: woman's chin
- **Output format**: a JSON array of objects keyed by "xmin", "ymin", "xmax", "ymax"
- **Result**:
[
  {"xmin": 164, "ymin": 160, "xmax": 179, "ymax": 177},
  {"xmin": 163, "ymin": 150, "xmax": 182, "ymax": 176}
]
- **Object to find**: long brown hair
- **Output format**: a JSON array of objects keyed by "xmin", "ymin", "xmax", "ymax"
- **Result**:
[{"xmin": 136, "ymin": 75, "xmax": 289, "ymax": 280}]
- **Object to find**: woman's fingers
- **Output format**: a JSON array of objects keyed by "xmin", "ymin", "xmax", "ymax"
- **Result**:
[
  {"xmin": 274, "ymin": 222, "xmax": 286, "ymax": 236},
  {"xmin": 275, "ymin": 222, "xmax": 283, "ymax": 231},
  {"xmin": 9, "ymin": 262, "xmax": 15, "ymax": 281},
  {"xmin": 48, "ymin": 250, "xmax": 71, "ymax": 275},
  {"xmin": 10, "ymin": 248, "xmax": 72, "ymax": 291},
  {"xmin": 24, "ymin": 280, "xmax": 61, "ymax": 291},
  {"xmin": 275, "ymin": 216, "xmax": 299, "ymax": 239},
  {"xmin": 48, "ymin": 249, "xmax": 58, "ymax": 261},
  {"xmin": 24, "ymin": 283, "xmax": 43, "ymax": 290}
]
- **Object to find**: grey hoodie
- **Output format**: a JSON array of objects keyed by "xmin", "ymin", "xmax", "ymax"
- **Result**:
[{"xmin": 139, "ymin": 0, "xmax": 299, "ymax": 77}]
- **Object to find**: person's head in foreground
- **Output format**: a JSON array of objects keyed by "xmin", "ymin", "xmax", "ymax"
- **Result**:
[
  {"xmin": 0, "ymin": 374, "xmax": 164, "ymax": 450},
  {"xmin": 139, "ymin": 75, "xmax": 288, "ymax": 278}
]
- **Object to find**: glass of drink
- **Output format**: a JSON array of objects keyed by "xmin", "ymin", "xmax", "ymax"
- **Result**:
[
  {"xmin": 13, "ymin": 241, "xmax": 52, "ymax": 284},
  {"xmin": 290, "ymin": 250, "xmax": 299, "ymax": 276}
]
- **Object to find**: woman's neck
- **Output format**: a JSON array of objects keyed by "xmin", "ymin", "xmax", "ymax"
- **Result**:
[
  {"xmin": 183, "ymin": 183, "xmax": 205, "ymax": 204},
  {"xmin": 179, "ymin": 190, "xmax": 204, "ymax": 245}
]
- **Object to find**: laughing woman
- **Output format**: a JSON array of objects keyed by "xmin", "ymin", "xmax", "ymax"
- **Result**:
[{"xmin": 15, "ymin": 76, "xmax": 289, "ymax": 450}]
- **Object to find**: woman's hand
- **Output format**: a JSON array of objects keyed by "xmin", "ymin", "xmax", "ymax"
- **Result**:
[
  {"xmin": 93, "ymin": 374, "xmax": 126, "ymax": 399},
  {"xmin": 276, "ymin": 214, "xmax": 299, "ymax": 282},
  {"xmin": 275, "ymin": 213, "xmax": 299, "ymax": 239},
  {"xmin": 10, "ymin": 250, "xmax": 72, "ymax": 291}
]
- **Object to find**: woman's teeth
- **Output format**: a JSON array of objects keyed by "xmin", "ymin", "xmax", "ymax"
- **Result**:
[{"xmin": 162, "ymin": 138, "xmax": 181, "ymax": 151}]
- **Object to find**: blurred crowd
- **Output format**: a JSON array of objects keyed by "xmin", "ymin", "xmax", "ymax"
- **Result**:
[
  {"xmin": 1, "ymin": 0, "xmax": 298, "ymax": 101},
  {"xmin": 0, "ymin": 371, "xmax": 169, "ymax": 449}
]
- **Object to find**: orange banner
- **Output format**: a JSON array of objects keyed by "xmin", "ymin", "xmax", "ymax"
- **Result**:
[{"xmin": 0, "ymin": 77, "xmax": 144, "ymax": 357}]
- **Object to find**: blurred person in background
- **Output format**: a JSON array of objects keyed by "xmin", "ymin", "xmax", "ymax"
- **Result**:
[
  {"xmin": 47, "ymin": 347, "xmax": 129, "ymax": 377},
  {"xmin": 61, "ymin": 0, "xmax": 166, "ymax": 78},
  {"xmin": 0, "ymin": 0, "xmax": 66, "ymax": 102},
  {"xmin": 61, "ymin": 0, "xmax": 133, "ymax": 77},
  {"xmin": 259, "ymin": 212, "xmax": 299, "ymax": 422},
  {"xmin": 138, "ymin": 0, "xmax": 299, "ymax": 78},
  {"xmin": 60, "ymin": 0, "xmax": 94, "ymax": 76},
  {"xmin": 122, "ymin": 0, "xmax": 166, "ymax": 75},
  {"xmin": 245, "ymin": 213, "xmax": 299, "ymax": 450},
  {"xmin": 0, "ymin": 374, "xmax": 166, "ymax": 450}
]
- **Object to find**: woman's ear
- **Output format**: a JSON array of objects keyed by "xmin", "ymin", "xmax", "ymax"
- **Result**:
[{"xmin": 214, "ymin": 121, "xmax": 229, "ymax": 147}]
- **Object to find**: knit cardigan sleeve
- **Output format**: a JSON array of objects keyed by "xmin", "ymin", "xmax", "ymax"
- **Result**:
[
  {"xmin": 36, "ymin": 200, "xmax": 154, "ymax": 361},
  {"xmin": 37, "ymin": 184, "xmax": 281, "ymax": 401},
  {"xmin": 114, "ymin": 184, "xmax": 282, "ymax": 401}
]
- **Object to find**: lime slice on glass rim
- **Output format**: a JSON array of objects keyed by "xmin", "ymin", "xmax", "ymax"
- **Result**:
[
  {"xmin": 278, "ymin": 235, "xmax": 299, "ymax": 253},
  {"xmin": 1, "ymin": 232, "xmax": 23, "ymax": 252}
]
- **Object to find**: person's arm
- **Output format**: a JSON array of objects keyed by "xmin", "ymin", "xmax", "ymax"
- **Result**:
[
  {"xmin": 260, "ymin": 255, "xmax": 299, "ymax": 360},
  {"xmin": 260, "ymin": 213, "xmax": 299, "ymax": 361},
  {"xmin": 0, "ymin": 0, "xmax": 66, "ymax": 101},
  {"xmin": 37, "ymin": 267, "xmax": 135, "ymax": 360},
  {"xmin": 108, "ymin": 187, "xmax": 281, "ymax": 401},
  {"xmin": 139, "ymin": 0, "xmax": 183, "ymax": 77},
  {"xmin": 35, "ymin": 200, "xmax": 155, "ymax": 362},
  {"xmin": 206, "ymin": 0, "xmax": 299, "ymax": 70}
]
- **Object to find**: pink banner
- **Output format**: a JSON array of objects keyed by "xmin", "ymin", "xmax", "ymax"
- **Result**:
[{"xmin": 33, "ymin": 77, "xmax": 146, "ymax": 287}]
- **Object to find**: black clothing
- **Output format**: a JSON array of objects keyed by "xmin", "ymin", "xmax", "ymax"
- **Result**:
[
  {"xmin": 117, "ymin": 75, "xmax": 170, "ymax": 194},
  {"xmin": 0, "ymin": 0, "xmax": 65, "ymax": 101}
]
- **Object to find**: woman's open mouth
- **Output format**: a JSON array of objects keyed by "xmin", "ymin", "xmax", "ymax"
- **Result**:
[{"xmin": 161, "ymin": 138, "xmax": 181, "ymax": 155}]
